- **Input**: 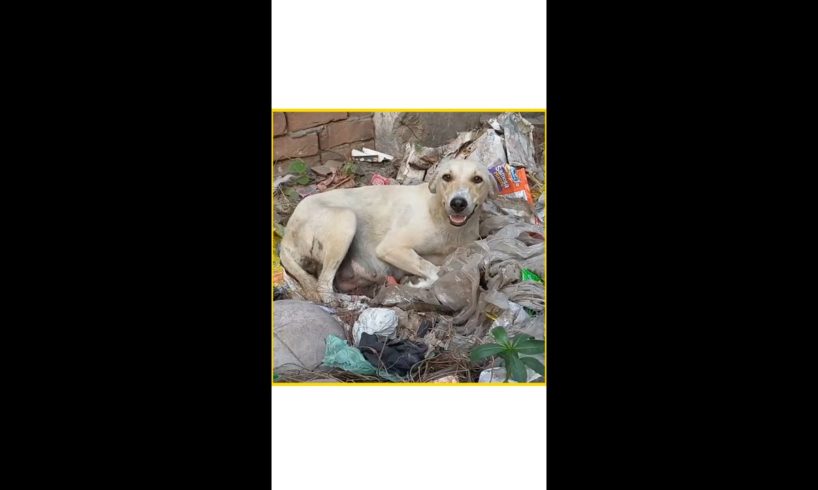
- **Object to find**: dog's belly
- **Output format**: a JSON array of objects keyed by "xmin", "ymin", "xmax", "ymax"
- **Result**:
[
  {"xmin": 333, "ymin": 245, "xmax": 406, "ymax": 295},
  {"xmin": 335, "ymin": 256, "xmax": 394, "ymax": 296}
]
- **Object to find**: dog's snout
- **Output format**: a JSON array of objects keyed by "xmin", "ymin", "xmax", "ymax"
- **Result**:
[{"xmin": 450, "ymin": 197, "xmax": 467, "ymax": 212}]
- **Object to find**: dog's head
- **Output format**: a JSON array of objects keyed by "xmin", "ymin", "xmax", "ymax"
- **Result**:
[{"xmin": 428, "ymin": 158, "xmax": 496, "ymax": 227}]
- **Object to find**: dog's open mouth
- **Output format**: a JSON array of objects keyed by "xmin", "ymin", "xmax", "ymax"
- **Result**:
[
  {"xmin": 449, "ymin": 214, "xmax": 468, "ymax": 226},
  {"xmin": 448, "ymin": 202, "xmax": 478, "ymax": 227}
]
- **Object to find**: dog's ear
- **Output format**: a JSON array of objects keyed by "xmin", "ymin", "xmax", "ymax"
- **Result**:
[{"xmin": 428, "ymin": 159, "xmax": 451, "ymax": 194}]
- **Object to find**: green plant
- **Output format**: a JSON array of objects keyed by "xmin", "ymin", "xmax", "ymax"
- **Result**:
[
  {"xmin": 341, "ymin": 161, "xmax": 359, "ymax": 176},
  {"xmin": 287, "ymin": 159, "xmax": 312, "ymax": 185},
  {"xmin": 470, "ymin": 327, "xmax": 545, "ymax": 382}
]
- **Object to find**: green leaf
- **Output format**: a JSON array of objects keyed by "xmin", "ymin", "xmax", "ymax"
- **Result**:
[
  {"xmin": 497, "ymin": 352, "xmax": 512, "ymax": 382},
  {"xmin": 470, "ymin": 343, "xmax": 506, "ymax": 362},
  {"xmin": 295, "ymin": 175, "xmax": 311, "ymax": 185},
  {"xmin": 520, "ymin": 356, "xmax": 545, "ymax": 376},
  {"xmin": 288, "ymin": 160, "xmax": 307, "ymax": 175},
  {"xmin": 515, "ymin": 339, "xmax": 545, "ymax": 355},
  {"xmin": 510, "ymin": 333, "xmax": 532, "ymax": 348},
  {"xmin": 491, "ymin": 327, "xmax": 510, "ymax": 347},
  {"xmin": 505, "ymin": 353, "xmax": 528, "ymax": 383}
]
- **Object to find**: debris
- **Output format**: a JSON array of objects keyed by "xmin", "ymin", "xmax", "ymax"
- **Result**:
[
  {"xmin": 371, "ymin": 227, "xmax": 544, "ymax": 338},
  {"xmin": 395, "ymin": 144, "xmax": 429, "ymax": 184},
  {"xmin": 489, "ymin": 163, "xmax": 533, "ymax": 203},
  {"xmin": 334, "ymin": 293, "xmax": 370, "ymax": 312},
  {"xmin": 478, "ymin": 366, "xmax": 543, "ymax": 383},
  {"xmin": 310, "ymin": 160, "xmax": 343, "ymax": 176},
  {"xmin": 521, "ymin": 268, "xmax": 543, "ymax": 283},
  {"xmin": 358, "ymin": 333, "xmax": 428, "ymax": 377},
  {"xmin": 416, "ymin": 319, "xmax": 434, "ymax": 338},
  {"xmin": 495, "ymin": 112, "xmax": 542, "ymax": 182},
  {"xmin": 535, "ymin": 192, "xmax": 545, "ymax": 223},
  {"xmin": 458, "ymin": 128, "xmax": 507, "ymax": 169},
  {"xmin": 370, "ymin": 173, "xmax": 398, "ymax": 186},
  {"xmin": 296, "ymin": 185, "xmax": 318, "ymax": 198},
  {"xmin": 315, "ymin": 168, "xmax": 356, "ymax": 192},
  {"xmin": 274, "ymin": 300, "xmax": 347, "ymax": 373},
  {"xmin": 273, "ymin": 174, "xmax": 296, "ymax": 191},
  {"xmin": 351, "ymin": 147, "xmax": 393, "ymax": 163},
  {"xmin": 321, "ymin": 334, "xmax": 377, "ymax": 375},
  {"xmin": 484, "ymin": 196, "xmax": 538, "ymax": 224},
  {"xmin": 352, "ymin": 308, "xmax": 399, "ymax": 345},
  {"xmin": 431, "ymin": 375, "xmax": 459, "ymax": 383}
]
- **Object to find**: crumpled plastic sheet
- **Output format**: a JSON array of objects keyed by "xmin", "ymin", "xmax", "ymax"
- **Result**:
[
  {"xmin": 479, "ymin": 365, "xmax": 543, "ymax": 383},
  {"xmin": 352, "ymin": 307, "xmax": 398, "ymax": 345},
  {"xmin": 493, "ymin": 112, "xmax": 542, "ymax": 183},
  {"xmin": 396, "ymin": 130, "xmax": 480, "ymax": 184},
  {"xmin": 480, "ymin": 197, "xmax": 538, "ymax": 226},
  {"xmin": 370, "ymin": 221, "xmax": 544, "ymax": 337},
  {"xmin": 395, "ymin": 112, "xmax": 541, "ymax": 190},
  {"xmin": 457, "ymin": 127, "xmax": 507, "ymax": 169}
]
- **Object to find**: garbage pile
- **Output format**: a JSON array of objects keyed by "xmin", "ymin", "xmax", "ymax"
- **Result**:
[{"xmin": 273, "ymin": 113, "xmax": 545, "ymax": 383}]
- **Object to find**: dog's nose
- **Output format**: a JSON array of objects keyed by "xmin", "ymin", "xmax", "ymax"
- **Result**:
[{"xmin": 450, "ymin": 197, "xmax": 467, "ymax": 212}]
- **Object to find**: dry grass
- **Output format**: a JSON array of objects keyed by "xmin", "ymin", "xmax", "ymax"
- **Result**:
[{"xmin": 274, "ymin": 350, "xmax": 495, "ymax": 383}]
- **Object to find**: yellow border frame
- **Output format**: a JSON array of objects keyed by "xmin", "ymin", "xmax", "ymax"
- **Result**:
[{"xmin": 273, "ymin": 109, "xmax": 546, "ymax": 386}]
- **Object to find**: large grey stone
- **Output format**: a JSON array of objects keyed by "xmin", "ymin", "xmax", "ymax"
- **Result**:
[{"xmin": 273, "ymin": 300, "xmax": 346, "ymax": 372}]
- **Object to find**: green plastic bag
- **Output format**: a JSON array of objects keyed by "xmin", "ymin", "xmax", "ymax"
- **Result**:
[
  {"xmin": 521, "ymin": 268, "xmax": 543, "ymax": 283},
  {"xmin": 322, "ymin": 335, "xmax": 404, "ymax": 382},
  {"xmin": 322, "ymin": 335, "xmax": 377, "ymax": 375}
]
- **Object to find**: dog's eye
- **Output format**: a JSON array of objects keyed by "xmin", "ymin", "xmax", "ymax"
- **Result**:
[
  {"xmin": 472, "ymin": 176, "xmax": 483, "ymax": 183},
  {"xmin": 442, "ymin": 174, "xmax": 452, "ymax": 182}
]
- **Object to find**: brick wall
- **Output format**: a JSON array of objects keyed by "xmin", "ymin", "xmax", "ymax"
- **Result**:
[{"xmin": 273, "ymin": 112, "xmax": 375, "ymax": 171}]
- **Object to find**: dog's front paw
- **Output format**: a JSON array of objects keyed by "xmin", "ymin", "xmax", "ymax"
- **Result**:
[
  {"xmin": 407, "ymin": 275, "xmax": 438, "ymax": 289},
  {"xmin": 319, "ymin": 291, "xmax": 339, "ymax": 306}
]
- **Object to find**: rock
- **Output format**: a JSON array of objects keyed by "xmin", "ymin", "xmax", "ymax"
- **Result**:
[{"xmin": 273, "ymin": 300, "xmax": 346, "ymax": 372}]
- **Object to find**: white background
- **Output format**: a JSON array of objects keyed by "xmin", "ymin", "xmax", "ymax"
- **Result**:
[
  {"xmin": 272, "ymin": 0, "xmax": 546, "ymax": 109},
  {"xmin": 272, "ymin": 1, "xmax": 546, "ymax": 488}
]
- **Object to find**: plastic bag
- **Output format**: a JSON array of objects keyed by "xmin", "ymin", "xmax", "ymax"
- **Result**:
[
  {"xmin": 478, "ymin": 366, "xmax": 543, "ymax": 383},
  {"xmin": 321, "ymin": 335, "xmax": 377, "ymax": 375},
  {"xmin": 352, "ymin": 308, "xmax": 398, "ymax": 345},
  {"xmin": 489, "ymin": 163, "xmax": 533, "ymax": 203},
  {"xmin": 322, "ymin": 335, "xmax": 404, "ymax": 381}
]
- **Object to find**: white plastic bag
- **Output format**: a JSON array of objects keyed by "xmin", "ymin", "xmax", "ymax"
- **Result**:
[{"xmin": 352, "ymin": 308, "xmax": 399, "ymax": 345}]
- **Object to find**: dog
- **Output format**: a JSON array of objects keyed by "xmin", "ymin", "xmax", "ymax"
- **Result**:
[{"xmin": 279, "ymin": 158, "xmax": 495, "ymax": 304}]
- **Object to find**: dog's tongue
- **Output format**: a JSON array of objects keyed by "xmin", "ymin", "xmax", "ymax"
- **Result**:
[{"xmin": 450, "ymin": 215, "xmax": 467, "ymax": 225}]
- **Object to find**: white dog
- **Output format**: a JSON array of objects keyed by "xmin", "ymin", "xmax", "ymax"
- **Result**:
[{"xmin": 279, "ymin": 158, "xmax": 495, "ymax": 304}]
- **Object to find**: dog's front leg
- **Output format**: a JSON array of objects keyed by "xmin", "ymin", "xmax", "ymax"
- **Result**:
[{"xmin": 375, "ymin": 244, "xmax": 440, "ymax": 288}]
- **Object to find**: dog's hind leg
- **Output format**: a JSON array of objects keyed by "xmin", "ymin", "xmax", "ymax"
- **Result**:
[
  {"xmin": 279, "ymin": 239, "xmax": 322, "ymax": 302},
  {"xmin": 313, "ymin": 208, "xmax": 357, "ymax": 305}
]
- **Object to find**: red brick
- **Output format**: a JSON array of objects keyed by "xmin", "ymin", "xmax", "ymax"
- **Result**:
[
  {"xmin": 285, "ymin": 112, "xmax": 348, "ymax": 131},
  {"xmin": 319, "ymin": 118, "xmax": 375, "ymax": 149},
  {"xmin": 274, "ymin": 133, "xmax": 319, "ymax": 161},
  {"xmin": 273, "ymin": 112, "xmax": 287, "ymax": 136}
]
